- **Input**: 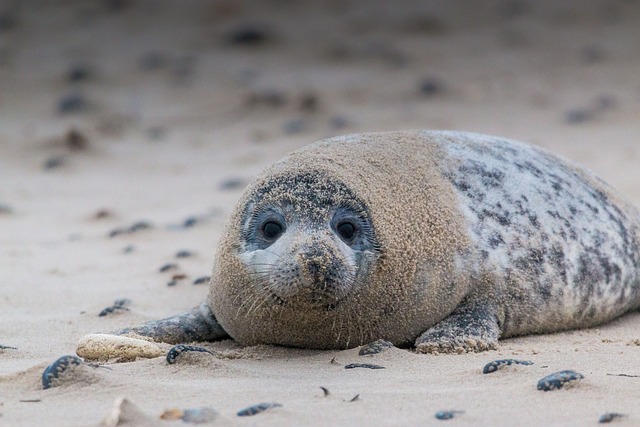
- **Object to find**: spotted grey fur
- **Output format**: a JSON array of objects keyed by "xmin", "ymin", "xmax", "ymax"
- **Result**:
[{"xmin": 439, "ymin": 132, "xmax": 640, "ymax": 338}]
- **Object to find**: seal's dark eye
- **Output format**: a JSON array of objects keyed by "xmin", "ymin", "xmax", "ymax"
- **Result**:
[
  {"xmin": 262, "ymin": 221, "xmax": 283, "ymax": 240},
  {"xmin": 336, "ymin": 221, "xmax": 356, "ymax": 241}
]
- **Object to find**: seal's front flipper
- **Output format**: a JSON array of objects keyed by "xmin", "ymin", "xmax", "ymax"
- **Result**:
[
  {"xmin": 415, "ymin": 301, "xmax": 500, "ymax": 354},
  {"xmin": 115, "ymin": 302, "xmax": 230, "ymax": 344}
]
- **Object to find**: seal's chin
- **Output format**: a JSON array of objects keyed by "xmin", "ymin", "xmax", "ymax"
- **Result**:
[{"xmin": 269, "ymin": 288, "xmax": 343, "ymax": 311}]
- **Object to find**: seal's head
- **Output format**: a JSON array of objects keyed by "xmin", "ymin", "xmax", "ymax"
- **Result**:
[
  {"xmin": 238, "ymin": 172, "xmax": 380, "ymax": 310},
  {"xmin": 210, "ymin": 132, "xmax": 473, "ymax": 349}
]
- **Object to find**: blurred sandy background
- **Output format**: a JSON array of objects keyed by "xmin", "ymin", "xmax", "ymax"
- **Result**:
[{"xmin": 1, "ymin": 0, "xmax": 640, "ymax": 425}]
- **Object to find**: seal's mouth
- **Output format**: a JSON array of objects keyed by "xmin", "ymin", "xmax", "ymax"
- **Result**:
[{"xmin": 269, "ymin": 289, "xmax": 342, "ymax": 311}]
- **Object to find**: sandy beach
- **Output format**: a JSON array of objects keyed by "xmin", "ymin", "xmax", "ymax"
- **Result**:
[{"xmin": 2, "ymin": 0, "xmax": 640, "ymax": 425}]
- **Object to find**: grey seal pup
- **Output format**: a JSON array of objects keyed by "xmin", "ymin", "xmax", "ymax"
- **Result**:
[{"xmin": 113, "ymin": 131, "xmax": 640, "ymax": 353}]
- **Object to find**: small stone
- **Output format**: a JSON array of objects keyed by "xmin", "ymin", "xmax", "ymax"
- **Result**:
[
  {"xmin": 564, "ymin": 108, "xmax": 593, "ymax": 124},
  {"xmin": 344, "ymin": 363, "xmax": 385, "ymax": 370},
  {"xmin": 42, "ymin": 355, "xmax": 84, "ymax": 389},
  {"xmin": 193, "ymin": 276, "xmax": 210, "ymax": 285},
  {"xmin": 159, "ymin": 263, "xmax": 178, "ymax": 273},
  {"xmin": 435, "ymin": 410, "xmax": 464, "ymax": 420},
  {"xmin": 139, "ymin": 51, "xmax": 168, "ymax": 70},
  {"xmin": 146, "ymin": 126, "xmax": 166, "ymax": 140},
  {"xmin": 537, "ymin": 370, "xmax": 584, "ymax": 391},
  {"xmin": 418, "ymin": 77, "xmax": 445, "ymax": 97},
  {"xmin": 76, "ymin": 334, "xmax": 166, "ymax": 362},
  {"xmin": 98, "ymin": 298, "xmax": 132, "ymax": 317},
  {"xmin": 0, "ymin": 203, "xmax": 13, "ymax": 214},
  {"xmin": 329, "ymin": 115, "xmax": 349, "ymax": 130},
  {"xmin": 0, "ymin": 9, "xmax": 17, "ymax": 32},
  {"xmin": 237, "ymin": 402, "xmax": 282, "ymax": 417},
  {"xmin": 283, "ymin": 118, "xmax": 306, "ymax": 134},
  {"xmin": 359, "ymin": 339, "xmax": 394, "ymax": 355},
  {"xmin": 43, "ymin": 156, "xmax": 65, "ymax": 170},
  {"xmin": 166, "ymin": 344, "xmax": 214, "ymax": 364},
  {"xmin": 101, "ymin": 397, "xmax": 153, "ymax": 427},
  {"xmin": 227, "ymin": 25, "xmax": 270, "ymax": 46},
  {"xmin": 67, "ymin": 64, "xmax": 91, "ymax": 82},
  {"xmin": 183, "ymin": 217, "xmax": 198, "ymax": 228},
  {"xmin": 482, "ymin": 359, "xmax": 534, "ymax": 374},
  {"xmin": 65, "ymin": 129, "xmax": 89, "ymax": 150},
  {"xmin": 220, "ymin": 178, "xmax": 248, "ymax": 191},
  {"xmin": 161, "ymin": 407, "xmax": 219, "ymax": 424},
  {"xmin": 175, "ymin": 250, "xmax": 193, "ymax": 258},
  {"xmin": 599, "ymin": 412, "xmax": 627, "ymax": 423},
  {"xmin": 299, "ymin": 93, "xmax": 319, "ymax": 112},
  {"xmin": 245, "ymin": 89, "xmax": 287, "ymax": 108},
  {"xmin": 57, "ymin": 93, "xmax": 90, "ymax": 114},
  {"xmin": 580, "ymin": 45, "xmax": 606, "ymax": 64}
]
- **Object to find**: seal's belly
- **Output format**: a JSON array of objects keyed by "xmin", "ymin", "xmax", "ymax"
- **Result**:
[{"xmin": 440, "ymin": 133, "xmax": 640, "ymax": 336}]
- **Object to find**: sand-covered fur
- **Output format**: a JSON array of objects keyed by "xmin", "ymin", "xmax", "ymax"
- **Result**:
[{"xmin": 208, "ymin": 131, "xmax": 640, "ymax": 352}]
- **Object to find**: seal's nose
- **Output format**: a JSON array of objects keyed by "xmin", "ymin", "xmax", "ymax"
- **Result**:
[{"xmin": 296, "ymin": 235, "xmax": 338, "ymax": 289}]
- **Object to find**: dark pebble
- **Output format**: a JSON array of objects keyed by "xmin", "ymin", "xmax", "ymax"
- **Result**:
[
  {"xmin": 93, "ymin": 208, "xmax": 113, "ymax": 220},
  {"xmin": 0, "ymin": 203, "xmax": 12, "ymax": 214},
  {"xmin": 105, "ymin": 0, "xmax": 129, "ymax": 12},
  {"xmin": 320, "ymin": 386, "xmax": 330, "ymax": 396},
  {"xmin": 65, "ymin": 129, "xmax": 89, "ymax": 151},
  {"xmin": 418, "ymin": 77, "xmax": 445, "ymax": 97},
  {"xmin": 130, "ymin": 221, "xmax": 151, "ymax": 232},
  {"xmin": 109, "ymin": 221, "xmax": 152, "ymax": 238},
  {"xmin": 181, "ymin": 407, "xmax": 219, "ymax": 424},
  {"xmin": 167, "ymin": 280, "xmax": 178, "ymax": 287},
  {"xmin": 329, "ymin": 115, "xmax": 349, "ymax": 130},
  {"xmin": 237, "ymin": 402, "xmax": 282, "ymax": 417},
  {"xmin": 98, "ymin": 298, "xmax": 131, "ymax": 317},
  {"xmin": 537, "ymin": 370, "xmax": 584, "ymax": 391},
  {"xmin": 599, "ymin": 412, "xmax": 627, "ymax": 423},
  {"xmin": 359, "ymin": 339, "xmax": 394, "ymax": 356},
  {"xmin": 172, "ymin": 274, "xmax": 187, "ymax": 280},
  {"xmin": 499, "ymin": 0, "xmax": 528, "ymax": 19},
  {"xmin": 594, "ymin": 94, "xmax": 616, "ymax": 111},
  {"xmin": 159, "ymin": 263, "xmax": 178, "ymax": 273},
  {"xmin": 175, "ymin": 250, "xmax": 193, "ymax": 258},
  {"xmin": 299, "ymin": 93, "xmax": 319, "ymax": 112},
  {"xmin": 564, "ymin": 108, "xmax": 593, "ymax": 124},
  {"xmin": 139, "ymin": 51, "xmax": 169, "ymax": 71},
  {"xmin": 344, "ymin": 363, "xmax": 385, "ymax": 370},
  {"xmin": 0, "ymin": 9, "xmax": 17, "ymax": 32},
  {"xmin": 43, "ymin": 156, "xmax": 66, "ymax": 170},
  {"xmin": 580, "ymin": 45, "xmax": 606, "ymax": 64},
  {"xmin": 183, "ymin": 217, "xmax": 198, "ymax": 228},
  {"xmin": 42, "ymin": 355, "xmax": 83, "ymax": 389},
  {"xmin": 166, "ymin": 344, "xmax": 214, "ymax": 364},
  {"xmin": 220, "ymin": 178, "xmax": 248, "ymax": 191},
  {"xmin": 193, "ymin": 276, "xmax": 210, "ymax": 285},
  {"xmin": 0, "ymin": 344, "xmax": 17, "ymax": 350},
  {"xmin": 245, "ymin": 89, "xmax": 287, "ymax": 108},
  {"xmin": 67, "ymin": 64, "xmax": 91, "ymax": 82},
  {"xmin": 483, "ymin": 358, "xmax": 534, "ymax": 374},
  {"xmin": 57, "ymin": 93, "xmax": 90, "ymax": 114},
  {"xmin": 146, "ymin": 126, "xmax": 167, "ymax": 140},
  {"xmin": 435, "ymin": 410, "xmax": 464, "ymax": 420},
  {"xmin": 283, "ymin": 118, "xmax": 306, "ymax": 134},
  {"xmin": 227, "ymin": 25, "xmax": 270, "ymax": 46}
]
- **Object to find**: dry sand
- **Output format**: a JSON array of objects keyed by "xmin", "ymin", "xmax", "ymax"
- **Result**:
[{"xmin": 2, "ymin": 0, "xmax": 640, "ymax": 425}]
